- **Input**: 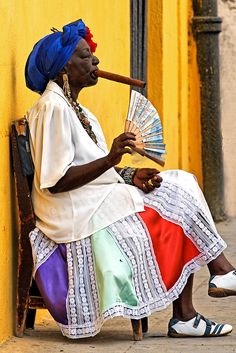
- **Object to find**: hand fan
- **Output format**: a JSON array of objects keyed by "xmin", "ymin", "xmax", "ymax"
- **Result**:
[{"xmin": 125, "ymin": 90, "xmax": 166, "ymax": 166}]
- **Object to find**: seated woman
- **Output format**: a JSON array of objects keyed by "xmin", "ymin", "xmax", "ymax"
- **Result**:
[{"xmin": 25, "ymin": 19, "xmax": 236, "ymax": 339}]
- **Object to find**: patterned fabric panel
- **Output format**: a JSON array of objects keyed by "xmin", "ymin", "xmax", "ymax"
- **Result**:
[{"xmin": 30, "ymin": 174, "xmax": 226, "ymax": 339}]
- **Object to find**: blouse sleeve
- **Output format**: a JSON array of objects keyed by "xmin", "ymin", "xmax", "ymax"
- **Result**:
[{"xmin": 33, "ymin": 101, "xmax": 75, "ymax": 189}]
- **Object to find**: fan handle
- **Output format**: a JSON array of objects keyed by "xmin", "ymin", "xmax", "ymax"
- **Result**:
[{"xmin": 132, "ymin": 146, "xmax": 165, "ymax": 167}]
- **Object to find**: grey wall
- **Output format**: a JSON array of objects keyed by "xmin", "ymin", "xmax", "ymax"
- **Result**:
[{"xmin": 219, "ymin": 0, "xmax": 236, "ymax": 217}]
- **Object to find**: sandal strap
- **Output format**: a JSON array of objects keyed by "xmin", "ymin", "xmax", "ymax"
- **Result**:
[
  {"xmin": 204, "ymin": 321, "xmax": 213, "ymax": 336},
  {"xmin": 193, "ymin": 313, "xmax": 202, "ymax": 328},
  {"xmin": 193, "ymin": 313, "xmax": 218, "ymax": 336}
]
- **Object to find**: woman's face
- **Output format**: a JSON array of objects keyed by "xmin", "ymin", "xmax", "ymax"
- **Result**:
[{"xmin": 65, "ymin": 38, "xmax": 99, "ymax": 89}]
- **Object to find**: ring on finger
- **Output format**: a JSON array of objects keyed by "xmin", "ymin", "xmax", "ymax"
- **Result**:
[{"xmin": 142, "ymin": 183, "xmax": 149, "ymax": 190}]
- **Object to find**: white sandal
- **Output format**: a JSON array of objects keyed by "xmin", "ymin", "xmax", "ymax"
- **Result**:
[
  {"xmin": 168, "ymin": 313, "xmax": 233, "ymax": 337},
  {"xmin": 209, "ymin": 270, "xmax": 236, "ymax": 297}
]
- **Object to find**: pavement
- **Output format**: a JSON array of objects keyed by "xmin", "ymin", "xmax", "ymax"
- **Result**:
[{"xmin": 0, "ymin": 219, "xmax": 236, "ymax": 353}]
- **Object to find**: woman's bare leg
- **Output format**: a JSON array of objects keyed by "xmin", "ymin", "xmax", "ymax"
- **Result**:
[
  {"xmin": 207, "ymin": 253, "xmax": 234, "ymax": 276},
  {"xmin": 172, "ymin": 274, "xmax": 197, "ymax": 321},
  {"xmin": 172, "ymin": 254, "xmax": 235, "ymax": 320},
  {"xmin": 169, "ymin": 274, "xmax": 233, "ymax": 337}
]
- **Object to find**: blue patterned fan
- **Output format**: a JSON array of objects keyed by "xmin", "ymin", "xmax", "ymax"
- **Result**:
[{"xmin": 125, "ymin": 90, "xmax": 166, "ymax": 166}]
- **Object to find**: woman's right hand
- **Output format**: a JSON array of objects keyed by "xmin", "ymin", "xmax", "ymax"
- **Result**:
[{"xmin": 106, "ymin": 132, "xmax": 136, "ymax": 166}]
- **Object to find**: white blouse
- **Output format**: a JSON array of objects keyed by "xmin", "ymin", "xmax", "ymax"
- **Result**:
[{"xmin": 27, "ymin": 81, "xmax": 144, "ymax": 243}]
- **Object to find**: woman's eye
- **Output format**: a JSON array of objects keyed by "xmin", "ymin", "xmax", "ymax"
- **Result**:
[{"xmin": 82, "ymin": 55, "xmax": 92, "ymax": 59}]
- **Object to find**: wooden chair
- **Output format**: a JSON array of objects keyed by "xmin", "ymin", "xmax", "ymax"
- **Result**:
[
  {"xmin": 11, "ymin": 118, "xmax": 46, "ymax": 338},
  {"xmin": 11, "ymin": 118, "xmax": 148, "ymax": 340}
]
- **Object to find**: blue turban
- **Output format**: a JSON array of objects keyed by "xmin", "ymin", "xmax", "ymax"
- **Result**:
[{"xmin": 25, "ymin": 19, "xmax": 87, "ymax": 94}]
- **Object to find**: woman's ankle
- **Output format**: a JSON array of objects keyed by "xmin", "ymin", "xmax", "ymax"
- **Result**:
[
  {"xmin": 172, "ymin": 309, "xmax": 197, "ymax": 322},
  {"xmin": 208, "ymin": 254, "xmax": 235, "ymax": 276},
  {"xmin": 208, "ymin": 264, "xmax": 235, "ymax": 276}
]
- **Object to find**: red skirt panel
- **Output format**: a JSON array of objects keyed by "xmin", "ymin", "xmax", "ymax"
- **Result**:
[{"xmin": 140, "ymin": 206, "xmax": 200, "ymax": 290}]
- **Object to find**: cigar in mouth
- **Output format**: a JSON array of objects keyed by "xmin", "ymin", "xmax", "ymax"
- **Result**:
[{"xmin": 94, "ymin": 69, "xmax": 146, "ymax": 88}]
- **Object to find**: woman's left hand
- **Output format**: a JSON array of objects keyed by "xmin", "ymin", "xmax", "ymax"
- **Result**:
[{"xmin": 133, "ymin": 168, "xmax": 163, "ymax": 193}]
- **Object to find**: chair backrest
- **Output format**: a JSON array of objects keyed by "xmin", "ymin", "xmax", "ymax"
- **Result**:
[
  {"xmin": 11, "ymin": 118, "xmax": 36, "ymax": 336},
  {"xmin": 11, "ymin": 118, "xmax": 35, "ymax": 228}
]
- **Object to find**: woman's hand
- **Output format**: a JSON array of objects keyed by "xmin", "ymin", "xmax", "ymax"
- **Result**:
[
  {"xmin": 49, "ymin": 132, "xmax": 136, "ymax": 193},
  {"xmin": 133, "ymin": 168, "xmax": 162, "ymax": 193},
  {"xmin": 106, "ymin": 132, "xmax": 136, "ymax": 167}
]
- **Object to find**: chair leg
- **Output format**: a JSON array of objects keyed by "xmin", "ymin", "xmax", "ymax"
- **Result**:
[
  {"xmin": 16, "ymin": 278, "xmax": 31, "ymax": 337},
  {"xmin": 15, "ymin": 224, "xmax": 34, "ymax": 337},
  {"xmin": 131, "ymin": 319, "xmax": 143, "ymax": 341},
  {"xmin": 26, "ymin": 309, "xmax": 36, "ymax": 329},
  {"xmin": 141, "ymin": 317, "xmax": 148, "ymax": 333}
]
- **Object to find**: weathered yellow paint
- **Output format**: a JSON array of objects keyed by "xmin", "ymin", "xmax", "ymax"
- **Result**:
[
  {"xmin": 147, "ymin": 0, "xmax": 163, "ymax": 118},
  {"xmin": 162, "ymin": 0, "xmax": 180, "ymax": 169},
  {"xmin": 187, "ymin": 2, "xmax": 202, "ymax": 184},
  {"xmin": 177, "ymin": 0, "xmax": 202, "ymax": 183},
  {"xmin": 178, "ymin": 0, "xmax": 189, "ymax": 170},
  {"xmin": 0, "ymin": 0, "xmax": 130, "ymax": 344},
  {"xmin": 147, "ymin": 0, "xmax": 202, "ymax": 182}
]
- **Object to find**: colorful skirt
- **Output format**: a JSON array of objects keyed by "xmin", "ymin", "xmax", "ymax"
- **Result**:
[{"xmin": 29, "ymin": 170, "xmax": 226, "ymax": 339}]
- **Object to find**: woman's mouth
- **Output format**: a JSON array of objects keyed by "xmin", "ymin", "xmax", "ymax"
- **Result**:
[{"xmin": 90, "ymin": 70, "xmax": 98, "ymax": 80}]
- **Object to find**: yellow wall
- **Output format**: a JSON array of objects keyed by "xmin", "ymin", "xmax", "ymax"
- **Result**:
[
  {"xmin": 147, "ymin": 0, "xmax": 202, "ymax": 182},
  {"xmin": 0, "ymin": 0, "xmax": 130, "ymax": 344}
]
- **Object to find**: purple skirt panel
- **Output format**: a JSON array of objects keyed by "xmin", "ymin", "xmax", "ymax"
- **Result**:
[{"xmin": 35, "ymin": 244, "xmax": 68, "ymax": 324}]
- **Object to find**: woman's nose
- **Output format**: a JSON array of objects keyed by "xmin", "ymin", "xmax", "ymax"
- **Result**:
[{"xmin": 92, "ymin": 55, "xmax": 99, "ymax": 65}]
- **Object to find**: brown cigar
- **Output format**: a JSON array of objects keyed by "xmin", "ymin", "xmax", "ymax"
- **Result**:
[{"xmin": 95, "ymin": 69, "xmax": 146, "ymax": 88}]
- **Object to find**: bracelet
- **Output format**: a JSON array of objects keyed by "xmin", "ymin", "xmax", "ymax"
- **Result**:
[{"xmin": 119, "ymin": 166, "xmax": 137, "ymax": 185}]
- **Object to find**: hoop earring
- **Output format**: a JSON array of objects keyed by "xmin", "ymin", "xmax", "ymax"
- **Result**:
[{"xmin": 62, "ymin": 73, "xmax": 71, "ymax": 99}]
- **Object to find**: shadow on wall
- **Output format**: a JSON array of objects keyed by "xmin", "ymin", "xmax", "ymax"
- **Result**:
[{"xmin": 9, "ymin": 51, "xmax": 20, "ymax": 336}]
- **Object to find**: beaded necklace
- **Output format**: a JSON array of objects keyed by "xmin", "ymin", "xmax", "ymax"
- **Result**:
[{"xmin": 63, "ymin": 88, "xmax": 98, "ymax": 145}]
